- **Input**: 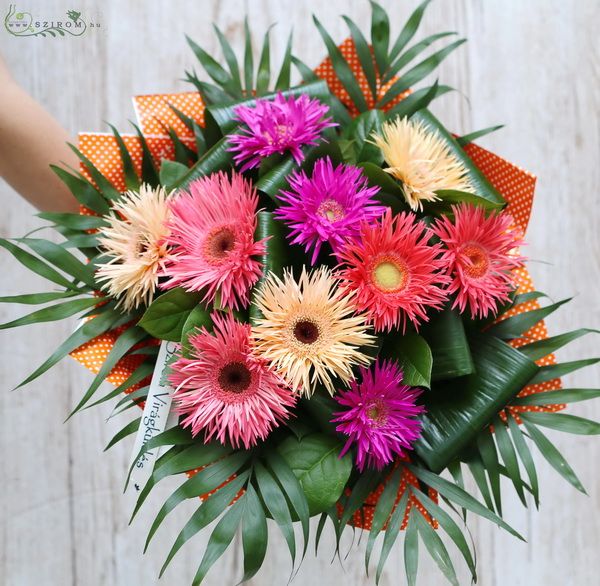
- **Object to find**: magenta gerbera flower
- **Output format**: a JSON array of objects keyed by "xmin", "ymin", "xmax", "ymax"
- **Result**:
[
  {"xmin": 332, "ymin": 360, "xmax": 425, "ymax": 471},
  {"xmin": 274, "ymin": 157, "xmax": 386, "ymax": 264},
  {"xmin": 169, "ymin": 311, "xmax": 296, "ymax": 449},
  {"xmin": 431, "ymin": 203, "xmax": 525, "ymax": 319},
  {"xmin": 227, "ymin": 93, "xmax": 336, "ymax": 171},
  {"xmin": 161, "ymin": 171, "xmax": 266, "ymax": 310},
  {"xmin": 337, "ymin": 210, "xmax": 449, "ymax": 333}
]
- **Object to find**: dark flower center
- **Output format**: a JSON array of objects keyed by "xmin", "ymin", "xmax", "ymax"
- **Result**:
[
  {"xmin": 218, "ymin": 361, "xmax": 252, "ymax": 394},
  {"xmin": 366, "ymin": 399, "xmax": 388, "ymax": 427},
  {"xmin": 293, "ymin": 319, "xmax": 320, "ymax": 345},
  {"xmin": 461, "ymin": 243, "xmax": 490, "ymax": 279},
  {"xmin": 205, "ymin": 227, "xmax": 236, "ymax": 260}
]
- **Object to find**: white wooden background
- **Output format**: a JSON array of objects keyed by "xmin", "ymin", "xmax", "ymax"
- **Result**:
[{"xmin": 1, "ymin": 1, "xmax": 599, "ymax": 584}]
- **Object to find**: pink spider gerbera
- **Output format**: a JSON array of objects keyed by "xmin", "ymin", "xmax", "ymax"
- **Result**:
[
  {"xmin": 275, "ymin": 157, "xmax": 386, "ymax": 264},
  {"xmin": 332, "ymin": 360, "xmax": 425, "ymax": 471},
  {"xmin": 227, "ymin": 93, "xmax": 336, "ymax": 171},
  {"xmin": 160, "ymin": 171, "xmax": 266, "ymax": 310},
  {"xmin": 169, "ymin": 311, "xmax": 296, "ymax": 449},
  {"xmin": 337, "ymin": 210, "xmax": 449, "ymax": 333},
  {"xmin": 431, "ymin": 203, "xmax": 525, "ymax": 319}
]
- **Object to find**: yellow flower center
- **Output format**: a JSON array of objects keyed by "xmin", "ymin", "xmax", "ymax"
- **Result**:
[
  {"xmin": 204, "ymin": 226, "xmax": 236, "ymax": 262},
  {"xmin": 218, "ymin": 361, "xmax": 252, "ymax": 394},
  {"xmin": 371, "ymin": 256, "xmax": 409, "ymax": 293},
  {"xmin": 317, "ymin": 199, "xmax": 345, "ymax": 222},
  {"xmin": 460, "ymin": 243, "xmax": 490, "ymax": 279}
]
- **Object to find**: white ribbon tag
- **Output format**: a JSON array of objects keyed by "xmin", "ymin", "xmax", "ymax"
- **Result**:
[{"xmin": 127, "ymin": 340, "xmax": 179, "ymax": 501}]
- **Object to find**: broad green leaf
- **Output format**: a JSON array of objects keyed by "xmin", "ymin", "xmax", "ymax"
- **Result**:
[
  {"xmin": 347, "ymin": 109, "xmax": 385, "ymax": 164},
  {"xmin": 420, "ymin": 307, "xmax": 474, "ymax": 381},
  {"xmin": 277, "ymin": 433, "xmax": 352, "ymax": 516},
  {"xmin": 415, "ymin": 511, "xmax": 459, "ymax": 586},
  {"xmin": 192, "ymin": 496, "xmax": 246, "ymax": 586},
  {"xmin": 312, "ymin": 16, "xmax": 369, "ymax": 112},
  {"xmin": 241, "ymin": 484, "xmax": 268, "ymax": 582},
  {"xmin": 408, "ymin": 464, "xmax": 525, "ymax": 540},
  {"xmin": 380, "ymin": 333, "xmax": 433, "ymax": 388},
  {"xmin": 489, "ymin": 297, "xmax": 571, "ymax": 340},
  {"xmin": 172, "ymin": 136, "xmax": 233, "ymax": 190},
  {"xmin": 356, "ymin": 161, "xmax": 410, "ymax": 214},
  {"xmin": 522, "ymin": 419, "xmax": 586, "ymax": 494},
  {"xmin": 507, "ymin": 414, "xmax": 539, "ymax": 507},
  {"xmin": 521, "ymin": 412, "xmax": 600, "ymax": 435},
  {"xmin": 180, "ymin": 303, "xmax": 213, "ymax": 353},
  {"xmin": 414, "ymin": 331, "xmax": 539, "ymax": 472},
  {"xmin": 430, "ymin": 189, "xmax": 504, "ymax": 211},
  {"xmin": 159, "ymin": 160, "xmax": 189, "ymax": 190},
  {"xmin": 519, "ymin": 328, "xmax": 599, "ymax": 362},
  {"xmin": 160, "ymin": 472, "xmax": 249, "ymax": 577},
  {"xmin": 512, "ymin": 388, "xmax": 600, "ymax": 406},
  {"xmin": 0, "ymin": 296, "xmax": 98, "ymax": 330},
  {"xmin": 139, "ymin": 288, "xmax": 203, "ymax": 341}
]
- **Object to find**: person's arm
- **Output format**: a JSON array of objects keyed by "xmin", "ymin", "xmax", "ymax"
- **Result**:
[{"xmin": 0, "ymin": 55, "xmax": 79, "ymax": 213}]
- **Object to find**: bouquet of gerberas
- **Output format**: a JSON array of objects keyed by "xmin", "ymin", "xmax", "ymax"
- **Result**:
[{"xmin": 2, "ymin": 2, "xmax": 599, "ymax": 584}]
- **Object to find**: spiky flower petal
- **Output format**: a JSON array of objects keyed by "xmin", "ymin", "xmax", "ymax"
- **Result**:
[
  {"xmin": 431, "ymin": 203, "xmax": 525, "ymax": 318},
  {"xmin": 371, "ymin": 117, "xmax": 473, "ymax": 211},
  {"xmin": 169, "ymin": 311, "xmax": 296, "ymax": 449},
  {"xmin": 160, "ymin": 171, "xmax": 266, "ymax": 310},
  {"xmin": 338, "ymin": 210, "xmax": 449, "ymax": 333},
  {"xmin": 96, "ymin": 184, "xmax": 171, "ymax": 312},
  {"xmin": 251, "ymin": 267, "xmax": 375, "ymax": 396},
  {"xmin": 332, "ymin": 360, "xmax": 425, "ymax": 471},
  {"xmin": 228, "ymin": 93, "xmax": 336, "ymax": 172},
  {"xmin": 275, "ymin": 157, "xmax": 386, "ymax": 264}
]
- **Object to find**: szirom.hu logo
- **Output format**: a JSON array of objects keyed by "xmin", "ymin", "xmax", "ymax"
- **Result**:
[{"xmin": 4, "ymin": 5, "xmax": 100, "ymax": 37}]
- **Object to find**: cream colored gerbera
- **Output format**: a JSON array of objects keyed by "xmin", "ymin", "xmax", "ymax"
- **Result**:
[
  {"xmin": 371, "ymin": 117, "xmax": 473, "ymax": 211},
  {"xmin": 96, "ymin": 184, "xmax": 171, "ymax": 311},
  {"xmin": 251, "ymin": 267, "xmax": 375, "ymax": 396}
]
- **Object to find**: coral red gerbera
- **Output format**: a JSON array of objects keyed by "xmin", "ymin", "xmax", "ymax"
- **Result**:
[
  {"xmin": 169, "ymin": 311, "xmax": 296, "ymax": 449},
  {"xmin": 332, "ymin": 360, "xmax": 425, "ymax": 471},
  {"xmin": 161, "ymin": 171, "xmax": 266, "ymax": 310},
  {"xmin": 337, "ymin": 210, "xmax": 449, "ymax": 332},
  {"xmin": 275, "ymin": 157, "xmax": 386, "ymax": 264},
  {"xmin": 228, "ymin": 93, "xmax": 336, "ymax": 171},
  {"xmin": 431, "ymin": 203, "xmax": 525, "ymax": 318}
]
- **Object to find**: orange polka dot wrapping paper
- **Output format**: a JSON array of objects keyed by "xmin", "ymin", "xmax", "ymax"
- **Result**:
[{"xmin": 68, "ymin": 37, "xmax": 564, "ymax": 531}]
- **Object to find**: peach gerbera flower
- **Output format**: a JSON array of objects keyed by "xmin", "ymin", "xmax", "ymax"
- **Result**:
[
  {"xmin": 371, "ymin": 117, "xmax": 473, "ymax": 211},
  {"xmin": 96, "ymin": 184, "xmax": 171, "ymax": 312},
  {"xmin": 251, "ymin": 267, "xmax": 375, "ymax": 396}
]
